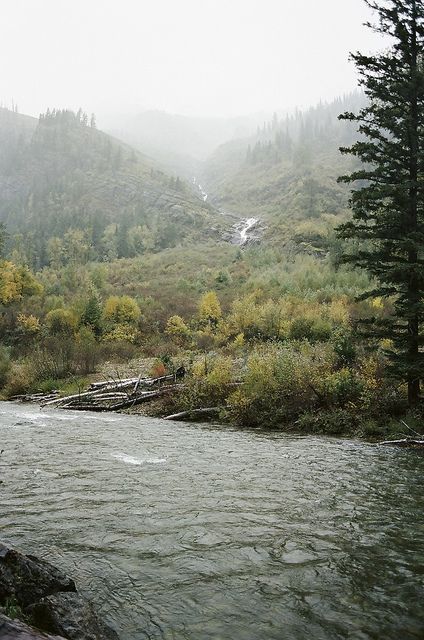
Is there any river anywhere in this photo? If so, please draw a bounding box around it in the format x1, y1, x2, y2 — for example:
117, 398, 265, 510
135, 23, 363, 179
0, 402, 423, 639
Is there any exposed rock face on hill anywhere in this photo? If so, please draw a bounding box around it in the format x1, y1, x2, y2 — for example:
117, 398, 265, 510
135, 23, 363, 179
0, 543, 118, 640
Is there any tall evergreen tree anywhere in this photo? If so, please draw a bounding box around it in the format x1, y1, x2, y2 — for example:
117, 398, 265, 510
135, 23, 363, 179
337, 0, 424, 405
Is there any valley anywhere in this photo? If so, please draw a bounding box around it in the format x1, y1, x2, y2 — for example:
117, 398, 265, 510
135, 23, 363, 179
0, 91, 419, 441
1, 2, 424, 639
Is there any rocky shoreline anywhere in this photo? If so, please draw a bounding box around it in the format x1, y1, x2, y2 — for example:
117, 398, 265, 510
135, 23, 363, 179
0, 543, 119, 639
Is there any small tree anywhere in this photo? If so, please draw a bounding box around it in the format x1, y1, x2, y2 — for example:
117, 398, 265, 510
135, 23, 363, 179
338, 0, 424, 405
198, 291, 222, 330
103, 295, 141, 326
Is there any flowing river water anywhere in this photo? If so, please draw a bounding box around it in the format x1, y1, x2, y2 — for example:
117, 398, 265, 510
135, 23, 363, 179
1, 402, 423, 640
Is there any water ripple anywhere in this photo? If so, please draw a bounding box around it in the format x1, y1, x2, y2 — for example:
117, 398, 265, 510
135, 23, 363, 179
0, 402, 423, 639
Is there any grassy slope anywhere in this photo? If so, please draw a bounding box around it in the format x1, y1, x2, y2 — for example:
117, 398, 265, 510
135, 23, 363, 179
200, 94, 365, 249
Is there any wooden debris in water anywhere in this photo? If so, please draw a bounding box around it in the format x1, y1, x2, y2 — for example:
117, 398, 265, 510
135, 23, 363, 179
379, 438, 424, 447
163, 407, 221, 421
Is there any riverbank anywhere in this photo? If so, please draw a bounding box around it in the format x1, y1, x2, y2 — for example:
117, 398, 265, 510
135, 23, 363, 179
3, 348, 423, 442
0, 543, 118, 640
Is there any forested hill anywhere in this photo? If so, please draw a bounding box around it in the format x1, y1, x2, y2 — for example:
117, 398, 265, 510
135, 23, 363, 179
0, 107, 220, 269
201, 93, 366, 245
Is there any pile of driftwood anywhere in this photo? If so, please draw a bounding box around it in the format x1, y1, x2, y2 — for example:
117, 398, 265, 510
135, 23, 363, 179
13, 370, 186, 413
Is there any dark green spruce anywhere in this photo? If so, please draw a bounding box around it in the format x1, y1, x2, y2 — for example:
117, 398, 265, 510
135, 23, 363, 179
337, 0, 424, 405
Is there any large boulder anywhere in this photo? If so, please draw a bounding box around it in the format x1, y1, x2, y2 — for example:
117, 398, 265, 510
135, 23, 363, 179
27, 593, 119, 640
0, 544, 119, 640
0, 544, 76, 608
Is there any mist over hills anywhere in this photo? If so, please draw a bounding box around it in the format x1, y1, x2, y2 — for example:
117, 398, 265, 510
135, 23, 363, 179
101, 93, 365, 252
0, 92, 366, 272
0, 107, 222, 269
201, 93, 366, 226
103, 110, 270, 177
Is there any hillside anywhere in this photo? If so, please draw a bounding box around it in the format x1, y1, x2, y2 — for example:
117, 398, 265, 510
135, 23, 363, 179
0, 107, 224, 269
198, 94, 367, 248
101, 95, 368, 254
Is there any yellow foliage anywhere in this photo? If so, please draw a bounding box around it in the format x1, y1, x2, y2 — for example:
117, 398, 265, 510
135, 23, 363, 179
103, 295, 141, 325
198, 291, 222, 327
17, 313, 41, 335
45, 308, 78, 336
103, 324, 139, 343
192, 359, 208, 377
229, 293, 260, 333
371, 297, 384, 310
380, 338, 393, 350
233, 333, 245, 348
166, 315, 190, 337
328, 297, 350, 325
205, 356, 234, 388
0, 261, 42, 305
359, 356, 380, 391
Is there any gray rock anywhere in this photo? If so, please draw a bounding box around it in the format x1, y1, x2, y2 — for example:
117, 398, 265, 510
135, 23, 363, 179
27, 593, 119, 640
0, 545, 119, 640
0, 613, 66, 639
0, 544, 76, 609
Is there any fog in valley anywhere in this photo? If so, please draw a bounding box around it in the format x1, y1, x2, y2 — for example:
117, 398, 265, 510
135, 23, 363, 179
3, 0, 383, 121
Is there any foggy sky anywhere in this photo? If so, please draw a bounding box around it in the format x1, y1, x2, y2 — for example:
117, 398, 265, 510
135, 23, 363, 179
0, 0, 386, 121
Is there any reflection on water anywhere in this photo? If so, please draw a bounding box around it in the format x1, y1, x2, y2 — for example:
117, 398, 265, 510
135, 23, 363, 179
1, 402, 423, 639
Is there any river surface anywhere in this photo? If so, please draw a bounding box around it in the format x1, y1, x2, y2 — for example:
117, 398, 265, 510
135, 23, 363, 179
0, 402, 423, 640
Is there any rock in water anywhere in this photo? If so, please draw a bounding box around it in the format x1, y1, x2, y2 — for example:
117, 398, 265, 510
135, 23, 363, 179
0, 613, 66, 639
0, 543, 76, 609
27, 594, 119, 640
0, 544, 119, 640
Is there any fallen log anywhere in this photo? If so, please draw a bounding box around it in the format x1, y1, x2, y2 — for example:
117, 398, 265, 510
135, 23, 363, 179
11, 392, 60, 403
59, 402, 118, 412
89, 377, 138, 389
42, 390, 100, 407
51, 385, 185, 413
89, 373, 177, 392
83, 392, 129, 400
163, 406, 221, 421
88, 378, 138, 391
379, 438, 424, 447
109, 387, 181, 410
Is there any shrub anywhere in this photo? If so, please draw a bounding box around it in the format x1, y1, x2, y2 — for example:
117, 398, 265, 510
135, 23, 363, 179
103, 295, 141, 326
296, 408, 357, 435
321, 368, 364, 407
289, 317, 315, 341
45, 308, 77, 336
198, 291, 222, 329
227, 342, 335, 428
3, 361, 36, 397
180, 355, 235, 410
74, 327, 100, 374
0, 346, 11, 388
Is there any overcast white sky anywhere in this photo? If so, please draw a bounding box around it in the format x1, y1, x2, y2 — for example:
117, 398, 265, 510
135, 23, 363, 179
0, 0, 386, 120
